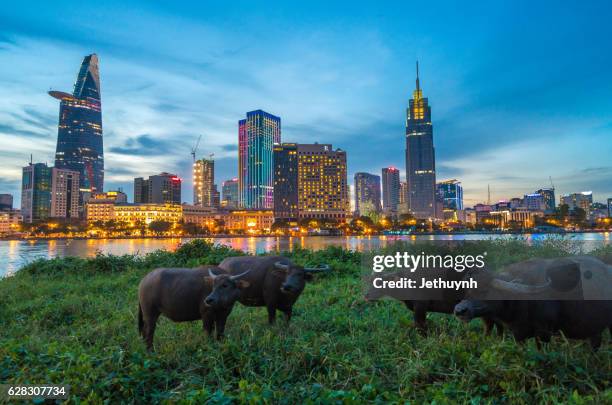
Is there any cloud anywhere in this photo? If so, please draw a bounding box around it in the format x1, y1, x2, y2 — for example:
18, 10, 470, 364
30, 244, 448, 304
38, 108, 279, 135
109, 134, 177, 156
220, 144, 238, 152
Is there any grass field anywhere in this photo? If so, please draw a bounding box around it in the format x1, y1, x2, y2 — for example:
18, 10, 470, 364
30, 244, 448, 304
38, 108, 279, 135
1, 240, 611, 403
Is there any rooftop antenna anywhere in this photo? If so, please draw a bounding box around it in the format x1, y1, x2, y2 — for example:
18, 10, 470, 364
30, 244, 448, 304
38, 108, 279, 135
209, 152, 214, 160
416, 60, 420, 92
191, 134, 202, 163
487, 184, 491, 205
30, 154, 33, 165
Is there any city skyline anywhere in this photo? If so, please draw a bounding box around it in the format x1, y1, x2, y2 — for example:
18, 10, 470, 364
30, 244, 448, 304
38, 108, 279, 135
1, 2, 611, 207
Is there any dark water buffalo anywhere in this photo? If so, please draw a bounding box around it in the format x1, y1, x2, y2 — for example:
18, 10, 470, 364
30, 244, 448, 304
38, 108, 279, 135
218, 256, 329, 324
454, 256, 612, 349
364, 268, 501, 334
138, 266, 251, 350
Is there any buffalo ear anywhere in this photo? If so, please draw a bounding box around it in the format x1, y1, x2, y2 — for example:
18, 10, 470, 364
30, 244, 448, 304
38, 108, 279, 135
304, 273, 314, 281
237, 280, 250, 289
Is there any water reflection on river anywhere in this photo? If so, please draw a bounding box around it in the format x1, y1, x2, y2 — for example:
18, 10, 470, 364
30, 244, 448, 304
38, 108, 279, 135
1, 233, 610, 276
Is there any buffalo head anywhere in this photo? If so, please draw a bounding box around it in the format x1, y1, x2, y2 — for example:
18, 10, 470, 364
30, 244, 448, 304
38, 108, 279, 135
273, 262, 330, 296
204, 269, 251, 309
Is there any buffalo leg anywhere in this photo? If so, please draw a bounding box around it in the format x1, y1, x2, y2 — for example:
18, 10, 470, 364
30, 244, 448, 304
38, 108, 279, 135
202, 312, 214, 337
283, 307, 292, 324
215, 310, 231, 340
483, 318, 494, 335
267, 305, 277, 325
143, 310, 160, 351
413, 304, 427, 333
590, 333, 602, 350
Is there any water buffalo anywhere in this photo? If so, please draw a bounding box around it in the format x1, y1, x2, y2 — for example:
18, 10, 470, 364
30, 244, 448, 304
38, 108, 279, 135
454, 256, 612, 349
138, 266, 251, 351
364, 268, 502, 335
218, 256, 329, 324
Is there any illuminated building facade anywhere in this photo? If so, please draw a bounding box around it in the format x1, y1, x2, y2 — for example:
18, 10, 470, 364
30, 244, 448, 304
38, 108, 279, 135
560, 191, 593, 212
436, 180, 463, 211
221, 178, 239, 208
183, 207, 274, 233
134, 173, 181, 204
50, 168, 80, 219
273, 143, 299, 220
535, 188, 556, 212
86, 202, 182, 225
382, 167, 401, 217
21, 163, 51, 223
297, 144, 349, 221
405, 61, 437, 219
193, 158, 215, 207
354, 172, 381, 216
0, 210, 22, 235
523, 193, 546, 211
50, 54, 104, 196
238, 110, 281, 209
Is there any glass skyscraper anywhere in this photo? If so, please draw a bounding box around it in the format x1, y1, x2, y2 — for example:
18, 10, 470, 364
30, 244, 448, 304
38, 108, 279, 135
21, 163, 52, 223
238, 110, 281, 209
50, 54, 104, 196
354, 172, 382, 216
382, 167, 401, 217
405, 62, 437, 219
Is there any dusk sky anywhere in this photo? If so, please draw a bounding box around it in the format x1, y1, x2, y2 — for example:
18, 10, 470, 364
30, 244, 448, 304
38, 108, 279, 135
1, 1, 611, 207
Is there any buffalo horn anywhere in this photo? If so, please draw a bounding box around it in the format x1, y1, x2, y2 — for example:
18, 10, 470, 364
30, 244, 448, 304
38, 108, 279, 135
274, 262, 290, 271
208, 268, 218, 279
490, 277, 551, 294
230, 269, 251, 280
304, 264, 331, 273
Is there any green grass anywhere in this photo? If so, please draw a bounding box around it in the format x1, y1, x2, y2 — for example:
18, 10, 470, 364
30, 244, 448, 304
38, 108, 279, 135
1, 240, 611, 404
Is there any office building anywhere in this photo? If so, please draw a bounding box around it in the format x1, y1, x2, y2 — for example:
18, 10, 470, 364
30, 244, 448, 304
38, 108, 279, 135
382, 167, 401, 217
50, 168, 80, 219
193, 157, 215, 207
21, 163, 52, 223
354, 172, 381, 216
405, 62, 437, 219
50, 54, 104, 195
536, 188, 556, 212
0, 194, 13, 211
524, 193, 546, 211
273, 143, 349, 221
221, 178, 239, 209
238, 110, 281, 209
560, 192, 593, 212
273, 143, 299, 220
134, 173, 181, 204
436, 179, 463, 211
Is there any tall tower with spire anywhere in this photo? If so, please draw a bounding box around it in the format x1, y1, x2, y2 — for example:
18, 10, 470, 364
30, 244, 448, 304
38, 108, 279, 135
50, 54, 104, 203
405, 61, 437, 219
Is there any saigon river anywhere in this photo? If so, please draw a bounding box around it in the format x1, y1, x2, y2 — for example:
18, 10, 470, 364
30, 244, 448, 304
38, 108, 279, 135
0, 233, 610, 277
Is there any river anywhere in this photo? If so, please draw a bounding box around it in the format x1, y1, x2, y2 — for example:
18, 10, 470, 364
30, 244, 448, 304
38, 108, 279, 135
1, 233, 610, 276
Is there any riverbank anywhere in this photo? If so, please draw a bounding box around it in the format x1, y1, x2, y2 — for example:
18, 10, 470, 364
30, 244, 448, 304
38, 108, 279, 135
1, 240, 611, 402
2, 229, 611, 241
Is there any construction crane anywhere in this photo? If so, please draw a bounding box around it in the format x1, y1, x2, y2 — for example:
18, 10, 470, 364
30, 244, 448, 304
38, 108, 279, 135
191, 135, 202, 163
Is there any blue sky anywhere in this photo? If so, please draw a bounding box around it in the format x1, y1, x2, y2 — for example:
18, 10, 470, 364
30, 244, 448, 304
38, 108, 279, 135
1, 1, 611, 207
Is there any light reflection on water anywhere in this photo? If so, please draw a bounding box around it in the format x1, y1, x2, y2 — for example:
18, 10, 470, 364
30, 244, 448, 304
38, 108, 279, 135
0, 233, 609, 277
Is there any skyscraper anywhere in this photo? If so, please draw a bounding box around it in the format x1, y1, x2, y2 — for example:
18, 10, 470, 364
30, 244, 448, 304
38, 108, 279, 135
405, 61, 437, 219
50, 168, 80, 219
354, 172, 381, 216
221, 179, 239, 209
50, 54, 104, 196
238, 110, 281, 209
134, 173, 181, 204
273, 143, 349, 221
535, 188, 556, 212
193, 157, 215, 207
21, 163, 52, 223
436, 180, 464, 211
381, 167, 401, 217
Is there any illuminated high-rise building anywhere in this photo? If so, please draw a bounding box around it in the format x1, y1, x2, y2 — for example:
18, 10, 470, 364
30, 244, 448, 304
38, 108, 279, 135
436, 180, 464, 211
21, 162, 52, 223
382, 167, 401, 217
193, 157, 215, 207
405, 61, 437, 219
50, 168, 80, 219
273, 143, 349, 221
50, 54, 104, 197
354, 172, 381, 216
535, 188, 556, 213
238, 110, 281, 209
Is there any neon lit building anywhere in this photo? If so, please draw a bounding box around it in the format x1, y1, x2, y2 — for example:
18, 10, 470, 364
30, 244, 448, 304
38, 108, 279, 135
405, 61, 437, 219
50, 54, 104, 197
238, 110, 281, 209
